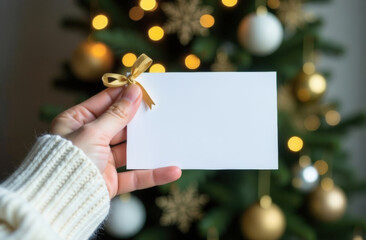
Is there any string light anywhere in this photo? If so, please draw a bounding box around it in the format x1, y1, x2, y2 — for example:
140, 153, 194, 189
325, 110, 341, 126
304, 115, 320, 131
149, 63, 166, 72
299, 155, 311, 167
91, 43, 107, 57
139, 0, 157, 11
303, 62, 315, 75
129, 6, 144, 21
185, 54, 201, 70
148, 26, 164, 41
92, 14, 109, 30
122, 53, 137, 67
314, 160, 328, 175
259, 195, 272, 208
321, 177, 334, 191
309, 74, 327, 94
221, 0, 238, 7
268, 0, 280, 9
287, 136, 303, 152
200, 14, 215, 28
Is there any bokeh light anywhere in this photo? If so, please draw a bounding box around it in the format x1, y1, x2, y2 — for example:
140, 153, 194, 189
268, 0, 280, 9
148, 26, 164, 41
325, 110, 341, 126
92, 14, 109, 30
288, 136, 304, 152
221, 0, 238, 7
303, 166, 319, 183
185, 54, 201, 70
139, 0, 157, 11
303, 62, 315, 75
299, 155, 311, 167
259, 195, 272, 208
122, 53, 137, 67
314, 160, 328, 175
149, 63, 166, 72
200, 14, 215, 28
309, 74, 327, 94
304, 115, 320, 131
129, 6, 144, 21
321, 177, 334, 191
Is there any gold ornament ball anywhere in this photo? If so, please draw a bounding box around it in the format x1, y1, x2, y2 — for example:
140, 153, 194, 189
309, 184, 347, 222
292, 71, 327, 103
241, 201, 286, 240
70, 41, 114, 81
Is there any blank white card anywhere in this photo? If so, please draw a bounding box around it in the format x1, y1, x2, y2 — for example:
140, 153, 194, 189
127, 72, 278, 170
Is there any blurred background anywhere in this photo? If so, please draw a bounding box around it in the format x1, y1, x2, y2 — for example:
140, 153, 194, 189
0, 0, 366, 239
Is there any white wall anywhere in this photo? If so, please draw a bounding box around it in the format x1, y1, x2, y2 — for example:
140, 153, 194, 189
0, 0, 84, 178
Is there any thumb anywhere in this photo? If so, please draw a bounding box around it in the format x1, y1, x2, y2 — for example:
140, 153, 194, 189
91, 84, 142, 140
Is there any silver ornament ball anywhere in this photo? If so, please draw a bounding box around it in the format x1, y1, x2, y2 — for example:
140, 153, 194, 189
238, 10, 283, 56
104, 194, 146, 238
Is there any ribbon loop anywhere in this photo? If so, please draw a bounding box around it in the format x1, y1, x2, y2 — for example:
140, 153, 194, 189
101, 54, 155, 109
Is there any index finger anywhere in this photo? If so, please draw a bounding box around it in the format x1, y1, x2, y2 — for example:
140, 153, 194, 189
79, 87, 125, 121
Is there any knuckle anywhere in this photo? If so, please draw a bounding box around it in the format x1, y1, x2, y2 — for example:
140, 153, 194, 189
132, 173, 140, 190
50, 112, 69, 131
107, 103, 129, 122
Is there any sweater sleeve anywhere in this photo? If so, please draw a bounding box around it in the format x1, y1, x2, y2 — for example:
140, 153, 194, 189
0, 134, 110, 240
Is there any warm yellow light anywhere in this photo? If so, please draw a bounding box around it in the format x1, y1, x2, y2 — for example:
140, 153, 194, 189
221, 0, 238, 7
129, 6, 144, 21
287, 136, 304, 152
185, 54, 201, 70
149, 63, 166, 72
314, 160, 328, 175
304, 115, 320, 131
91, 43, 107, 57
122, 53, 137, 67
309, 74, 327, 94
92, 14, 109, 30
139, 0, 156, 11
259, 195, 272, 209
299, 155, 311, 167
148, 26, 164, 41
268, 0, 280, 9
321, 177, 334, 191
303, 62, 315, 75
200, 14, 215, 28
325, 110, 341, 126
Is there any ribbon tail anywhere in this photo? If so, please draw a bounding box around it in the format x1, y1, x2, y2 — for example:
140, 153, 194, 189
136, 81, 155, 109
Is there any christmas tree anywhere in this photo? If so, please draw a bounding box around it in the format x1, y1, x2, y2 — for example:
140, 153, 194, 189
41, 0, 366, 239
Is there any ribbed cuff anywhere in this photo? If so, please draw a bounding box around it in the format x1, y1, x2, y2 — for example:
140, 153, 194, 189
1, 135, 110, 240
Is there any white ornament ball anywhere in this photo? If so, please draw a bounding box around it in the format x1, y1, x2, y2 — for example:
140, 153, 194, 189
105, 194, 146, 238
238, 11, 283, 56
292, 164, 319, 192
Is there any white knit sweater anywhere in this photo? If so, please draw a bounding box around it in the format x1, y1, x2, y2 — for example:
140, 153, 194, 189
0, 134, 110, 240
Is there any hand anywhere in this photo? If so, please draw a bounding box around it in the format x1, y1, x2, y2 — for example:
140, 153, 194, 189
50, 84, 181, 198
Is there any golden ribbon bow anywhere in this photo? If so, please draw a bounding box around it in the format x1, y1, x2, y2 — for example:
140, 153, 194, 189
102, 54, 155, 109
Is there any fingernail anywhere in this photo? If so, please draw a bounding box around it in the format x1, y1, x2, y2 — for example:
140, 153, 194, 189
122, 84, 141, 103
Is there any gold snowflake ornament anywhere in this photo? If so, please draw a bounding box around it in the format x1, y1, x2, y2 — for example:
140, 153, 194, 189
156, 184, 209, 233
161, 0, 213, 45
277, 0, 316, 31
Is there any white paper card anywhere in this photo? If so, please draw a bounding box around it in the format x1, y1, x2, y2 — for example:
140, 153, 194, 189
127, 72, 278, 170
